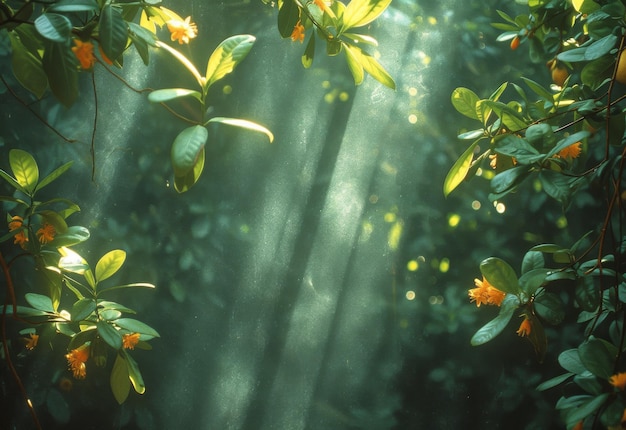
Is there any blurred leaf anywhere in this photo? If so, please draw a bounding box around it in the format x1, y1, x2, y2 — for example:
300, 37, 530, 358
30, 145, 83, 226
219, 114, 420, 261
204, 35, 256, 90
72, 298, 96, 322
526, 313, 547, 362
578, 337, 614, 379
148, 88, 202, 103
564, 393, 609, 425
9, 31, 48, 99
480, 257, 521, 295
9, 149, 38, 194
534, 292, 565, 324
42, 40, 78, 107
302, 33, 315, 68
99, 282, 156, 295
34, 13, 71, 42
342, 32, 378, 46
49, 0, 99, 12
100, 4, 128, 61
25, 293, 54, 312
122, 349, 145, 394
97, 320, 123, 350
207, 117, 274, 143
470, 294, 519, 345
110, 354, 130, 404
575, 277, 600, 312
537, 372, 574, 391
277, 0, 300, 38
95, 250, 126, 284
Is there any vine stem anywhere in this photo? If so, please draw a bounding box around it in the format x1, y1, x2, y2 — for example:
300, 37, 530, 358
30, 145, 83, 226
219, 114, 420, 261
0, 252, 42, 430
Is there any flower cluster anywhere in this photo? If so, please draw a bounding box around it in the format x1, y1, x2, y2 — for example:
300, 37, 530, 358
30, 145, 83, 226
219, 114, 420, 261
556, 142, 582, 161
8, 215, 27, 248
122, 332, 140, 350
291, 21, 305, 43
468, 276, 506, 307
36, 222, 55, 244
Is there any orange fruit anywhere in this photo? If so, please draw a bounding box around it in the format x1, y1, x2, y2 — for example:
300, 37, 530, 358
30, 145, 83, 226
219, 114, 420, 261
551, 63, 569, 87
510, 36, 520, 50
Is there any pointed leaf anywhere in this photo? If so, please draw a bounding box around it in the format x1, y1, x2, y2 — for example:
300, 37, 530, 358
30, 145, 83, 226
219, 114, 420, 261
204, 35, 256, 90
302, 33, 315, 68
537, 372, 574, 391
443, 140, 480, 197
37, 161, 73, 191
341, 0, 392, 30
122, 349, 145, 394
471, 294, 519, 345
171, 125, 208, 177
72, 298, 97, 322
25, 293, 54, 312
344, 43, 364, 85
9, 149, 38, 194
95, 250, 126, 283
174, 147, 205, 193
110, 354, 131, 404
0, 168, 27, 194
100, 4, 128, 61
148, 88, 202, 103
113, 318, 160, 338
42, 40, 78, 107
155, 41, 203, 86
49, 0, 98, 12
206, 117, 274, 143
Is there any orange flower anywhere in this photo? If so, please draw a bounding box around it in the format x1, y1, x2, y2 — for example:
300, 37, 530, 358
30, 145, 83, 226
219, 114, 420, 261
8, 215, 23, 231
36, 223, 56, 244
571, 421, 583, 430
13, 231, 28, 248
468, 276, 506, 307
313, 0, 336, 18
556, 142, 582, 161
122, 333, 140, 350
609, 372, 626, 390
71, 39, 96, 70
23, 333, 39, 350
516, 316, 532, 337
167, 16, 198, 45
66, 344, 90, 379
291, 20, 305, 43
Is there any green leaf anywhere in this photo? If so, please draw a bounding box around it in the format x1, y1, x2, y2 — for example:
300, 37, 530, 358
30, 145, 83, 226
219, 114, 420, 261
204, 35, 256, 90
277, 0, 300, 38
559, 349, 587, 374
148, 88, 202, 103
113, 318, 160, 338
581, 55, 614, 90
48, 0, 99, 13
37, 161, 73, 191
9, 149, 38, 194
575, 277, 600, 312
572, 0, 601, 13
521, 77, 554, 101
537, 372, 574, 391
207, 117, 274, 142
97, 320, 123, 350
95, 250, 126, 284
521, 250, 544, 274
174, 147, 205, 193
42, 41, 78, 107
443, 140, 480, 197
341, 0, 392, 30
122, 349, 145, 394
490, 165, 531, 195
470, 294, 519, 345
546, 130, 589, 158
34, 13, 72, 42
518, 268, 549, 296
482, 100, 527, 131
25, 293, 54, 312
566, 393, 609, 425
451, 87, 479, 120
480, 257, 521, 295
171, 125, 208, 178
0, 169, 27, 194
578, 337, 614, 379
9, 31, 48, 99
72, 298, 96, 322
99, 282, 156, 295
344, 43, 364, 85
50, 225, 91, 247
534, 292, 565, 324
155, 41, 203, 87
110, 354, 130, 404
38, 210, 69, 234
100, 4, 128, 61
342, 32, 378, 46
302, 33, 315, 68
